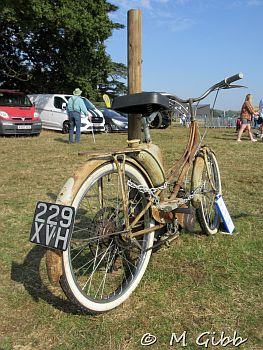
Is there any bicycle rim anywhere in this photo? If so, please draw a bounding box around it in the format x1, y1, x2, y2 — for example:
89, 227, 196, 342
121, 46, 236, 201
196, 151, 221, 235
61, 162, 154, 313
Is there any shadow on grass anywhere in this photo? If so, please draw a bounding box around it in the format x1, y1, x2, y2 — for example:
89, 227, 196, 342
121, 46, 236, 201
0, 134, 39, 138
46, 192, 57, 201
231, 211, 250, 219
54, 138, 69, 144
213, 134, 237, 141
11, 245, 86, 315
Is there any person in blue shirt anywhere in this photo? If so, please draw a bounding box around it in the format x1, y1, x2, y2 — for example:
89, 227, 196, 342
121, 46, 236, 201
67, 88, 89, 143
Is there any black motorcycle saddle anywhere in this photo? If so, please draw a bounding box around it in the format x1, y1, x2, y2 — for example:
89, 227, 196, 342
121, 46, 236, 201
111, 92, 170, 114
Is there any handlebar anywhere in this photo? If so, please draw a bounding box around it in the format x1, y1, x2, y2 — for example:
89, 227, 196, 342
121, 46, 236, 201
163, 72, 244, 105
222, 72, 243, 85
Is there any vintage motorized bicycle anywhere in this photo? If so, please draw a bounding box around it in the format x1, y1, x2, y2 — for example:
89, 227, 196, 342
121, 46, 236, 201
31, 73, 243, 313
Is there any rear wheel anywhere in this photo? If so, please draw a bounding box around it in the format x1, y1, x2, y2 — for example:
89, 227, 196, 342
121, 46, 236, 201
61, 162, 154, 313
192, 150, 221, 235
62, 121, 69, 134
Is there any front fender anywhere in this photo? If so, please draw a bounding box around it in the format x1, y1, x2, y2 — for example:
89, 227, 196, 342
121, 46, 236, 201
191, 146, 214, 208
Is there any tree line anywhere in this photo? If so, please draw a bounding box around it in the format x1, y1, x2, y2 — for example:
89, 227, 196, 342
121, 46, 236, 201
212, 109, 240, 118
0, 0, 127, 100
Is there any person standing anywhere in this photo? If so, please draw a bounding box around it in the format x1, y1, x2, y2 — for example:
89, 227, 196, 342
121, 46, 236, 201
67, 88, 89, 144
180, 113, 186, 127
258, 98, 263, 141
236, 94, 259, 142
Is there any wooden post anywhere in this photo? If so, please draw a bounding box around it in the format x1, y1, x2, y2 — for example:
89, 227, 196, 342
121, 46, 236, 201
128, 9, 142, 143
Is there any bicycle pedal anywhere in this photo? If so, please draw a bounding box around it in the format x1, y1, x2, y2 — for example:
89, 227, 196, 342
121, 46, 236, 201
162, 234, 179, 248
159, 232, 179, 244
167, 233, 180, 244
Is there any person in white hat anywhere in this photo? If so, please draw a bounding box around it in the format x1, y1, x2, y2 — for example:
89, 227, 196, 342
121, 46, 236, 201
66, 88, 89, 143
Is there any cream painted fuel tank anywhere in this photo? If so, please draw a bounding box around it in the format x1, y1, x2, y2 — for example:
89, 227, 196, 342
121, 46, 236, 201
131, 142, 165, 187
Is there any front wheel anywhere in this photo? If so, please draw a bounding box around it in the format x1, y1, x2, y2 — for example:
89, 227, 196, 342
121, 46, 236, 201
61, 162, 154, 313
191, 150, 221, 235
104, 123, 112, 133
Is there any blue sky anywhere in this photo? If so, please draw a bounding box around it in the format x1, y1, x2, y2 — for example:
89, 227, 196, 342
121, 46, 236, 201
106, 0, 262, 111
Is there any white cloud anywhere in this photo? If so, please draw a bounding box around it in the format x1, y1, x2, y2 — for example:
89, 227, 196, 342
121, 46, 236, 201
113, 0, 173, 9
246, 0, 263, 6
175, 0, 191, 4
155, 16, 194, 31
141, 0, 151, 8
111, 0, 194, 31
114, 0, 151, 9
227, 0, 263, 7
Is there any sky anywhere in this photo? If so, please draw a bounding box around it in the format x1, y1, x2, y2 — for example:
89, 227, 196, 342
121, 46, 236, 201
106, 0, 262, 111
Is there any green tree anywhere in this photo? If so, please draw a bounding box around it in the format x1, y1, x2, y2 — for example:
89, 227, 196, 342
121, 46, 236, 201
225, 110, 240, 117
212, 109, 240, 118
211, 109, 223, 118
98, 62, 127, 98
0, 0, 125, 99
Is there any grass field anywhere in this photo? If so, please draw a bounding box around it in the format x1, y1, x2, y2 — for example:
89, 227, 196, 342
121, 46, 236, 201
0, 126, 262, 350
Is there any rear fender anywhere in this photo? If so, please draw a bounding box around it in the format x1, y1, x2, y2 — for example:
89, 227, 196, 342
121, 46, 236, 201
46, 159, 107, 285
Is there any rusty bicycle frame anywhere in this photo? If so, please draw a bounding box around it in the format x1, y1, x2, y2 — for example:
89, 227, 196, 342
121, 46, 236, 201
78, 100, 206, 243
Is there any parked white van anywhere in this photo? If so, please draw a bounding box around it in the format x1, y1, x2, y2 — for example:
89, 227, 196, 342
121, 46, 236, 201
28, 94, 105, 133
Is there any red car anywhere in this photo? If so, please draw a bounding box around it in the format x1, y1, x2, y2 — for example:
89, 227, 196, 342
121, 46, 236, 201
0, 90, 42, 135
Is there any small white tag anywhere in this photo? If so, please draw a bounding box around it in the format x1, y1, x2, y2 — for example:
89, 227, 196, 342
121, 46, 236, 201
215, 195, 235, 234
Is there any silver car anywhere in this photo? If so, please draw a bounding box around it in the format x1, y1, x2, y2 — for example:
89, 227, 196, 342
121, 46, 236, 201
100, 108, 128, 133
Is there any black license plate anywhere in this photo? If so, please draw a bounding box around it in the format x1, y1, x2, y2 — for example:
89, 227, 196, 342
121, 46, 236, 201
29, 202, 75, 251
